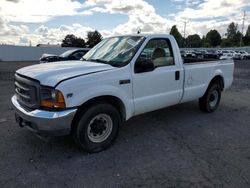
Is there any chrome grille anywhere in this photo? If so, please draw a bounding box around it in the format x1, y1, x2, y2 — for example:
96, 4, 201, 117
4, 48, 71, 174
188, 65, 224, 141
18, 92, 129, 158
14, 74, 40, 109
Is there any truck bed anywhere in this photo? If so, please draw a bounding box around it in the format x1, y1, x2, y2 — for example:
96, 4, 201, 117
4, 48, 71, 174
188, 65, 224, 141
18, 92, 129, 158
183, 57, 220, 64
180, 58, 234, 103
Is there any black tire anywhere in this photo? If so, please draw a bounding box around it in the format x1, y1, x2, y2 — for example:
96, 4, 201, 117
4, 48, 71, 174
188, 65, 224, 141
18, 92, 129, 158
72, 103, 121, 153
199, 84, 221, 113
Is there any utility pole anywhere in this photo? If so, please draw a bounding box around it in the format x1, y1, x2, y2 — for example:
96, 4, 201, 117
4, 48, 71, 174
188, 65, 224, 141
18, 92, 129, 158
240, 11, 246, 47
183, 21, 187, 47
183, 21, 187, 39
137, 27, 141, 34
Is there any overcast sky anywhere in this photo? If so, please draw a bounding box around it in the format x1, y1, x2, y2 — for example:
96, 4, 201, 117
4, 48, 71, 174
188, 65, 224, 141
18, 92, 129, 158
0, 0, 249, 46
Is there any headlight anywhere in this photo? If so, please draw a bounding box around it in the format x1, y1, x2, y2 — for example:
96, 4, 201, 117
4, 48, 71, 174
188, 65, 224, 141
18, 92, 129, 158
40, 86, 65, 109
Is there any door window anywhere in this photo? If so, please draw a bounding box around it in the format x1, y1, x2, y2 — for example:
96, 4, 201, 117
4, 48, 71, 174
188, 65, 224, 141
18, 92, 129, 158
136, 38, 175, 71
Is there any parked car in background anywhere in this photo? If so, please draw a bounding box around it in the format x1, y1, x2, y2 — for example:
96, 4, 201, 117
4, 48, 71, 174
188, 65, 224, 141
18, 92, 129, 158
216, 50, 223, 57
226, 50, 243, 60
204, 50, 219, 59
198, 50, 207, 55
229, 50, 238, 59
237, 51, 250, 59
185, 50, 196, 58
220, 53, 233, 60
193, 50, 204, 59
221, 50, 231, 55
233, 51, 243, 60
39, 48, 90, 63
219, 50, 235, 58
180, 50, 187, 58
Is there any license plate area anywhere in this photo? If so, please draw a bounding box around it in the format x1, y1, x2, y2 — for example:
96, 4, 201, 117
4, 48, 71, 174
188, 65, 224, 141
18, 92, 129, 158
15, 113, 31, 128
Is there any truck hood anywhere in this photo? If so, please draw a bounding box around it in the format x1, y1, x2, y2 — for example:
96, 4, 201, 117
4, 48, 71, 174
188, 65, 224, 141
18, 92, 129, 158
16, 60, 115, 87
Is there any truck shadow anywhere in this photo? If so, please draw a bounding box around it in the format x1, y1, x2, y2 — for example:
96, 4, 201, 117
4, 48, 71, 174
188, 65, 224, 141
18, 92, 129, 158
6, 98, 244, 188
20, 101, 205, 157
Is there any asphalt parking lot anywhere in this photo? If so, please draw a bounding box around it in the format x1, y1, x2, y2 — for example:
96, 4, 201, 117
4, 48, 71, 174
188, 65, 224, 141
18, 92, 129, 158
0, 60, 250, 187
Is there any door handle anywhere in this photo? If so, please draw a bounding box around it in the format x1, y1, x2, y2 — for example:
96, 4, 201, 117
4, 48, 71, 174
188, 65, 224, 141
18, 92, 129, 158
119, 79, 131, 85
175, 71, 180, 80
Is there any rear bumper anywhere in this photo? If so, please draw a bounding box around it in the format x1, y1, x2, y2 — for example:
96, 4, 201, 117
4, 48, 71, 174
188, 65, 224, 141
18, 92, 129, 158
11, 95, 77, 136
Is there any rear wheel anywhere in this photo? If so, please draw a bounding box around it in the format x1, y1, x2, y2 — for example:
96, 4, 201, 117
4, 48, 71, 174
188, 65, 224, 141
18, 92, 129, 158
72, 103, 121, 153
199, 84, 221, 113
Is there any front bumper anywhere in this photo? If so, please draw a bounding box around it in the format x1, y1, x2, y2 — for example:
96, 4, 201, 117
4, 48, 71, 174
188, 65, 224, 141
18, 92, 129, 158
11, 95, 77, 136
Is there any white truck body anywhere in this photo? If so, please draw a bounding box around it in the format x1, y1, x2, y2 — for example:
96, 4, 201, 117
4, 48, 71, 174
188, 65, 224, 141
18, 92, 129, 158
12, 34, 234, 151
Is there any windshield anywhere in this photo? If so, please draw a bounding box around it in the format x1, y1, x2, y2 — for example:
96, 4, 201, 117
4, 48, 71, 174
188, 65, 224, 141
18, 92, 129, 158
60, 50, 76, 57
83, 36, 145, 67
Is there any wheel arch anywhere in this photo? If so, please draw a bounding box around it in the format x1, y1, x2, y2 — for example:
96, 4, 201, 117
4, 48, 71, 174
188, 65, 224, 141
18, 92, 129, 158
71, 95, 127, 129
207, 75, 224, 91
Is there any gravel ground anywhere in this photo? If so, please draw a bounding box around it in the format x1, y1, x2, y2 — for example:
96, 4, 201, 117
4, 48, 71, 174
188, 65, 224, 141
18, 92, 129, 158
0, 60, 250, 188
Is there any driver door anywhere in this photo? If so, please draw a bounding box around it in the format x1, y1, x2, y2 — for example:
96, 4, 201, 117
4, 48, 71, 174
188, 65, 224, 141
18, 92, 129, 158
132, 38, 183, 115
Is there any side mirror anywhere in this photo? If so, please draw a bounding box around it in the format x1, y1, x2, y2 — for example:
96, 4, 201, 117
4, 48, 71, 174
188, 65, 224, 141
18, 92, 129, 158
135, 58, 154, 73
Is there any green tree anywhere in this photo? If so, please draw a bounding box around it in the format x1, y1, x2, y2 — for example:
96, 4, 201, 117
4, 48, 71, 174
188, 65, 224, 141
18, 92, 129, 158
86, 30, 103, 48
61, 34, 85, 47
206, 29, 221, 47
226, 22, 237, 39
169, 25, 183, 47
185, 34, 202, 47
201, 35, 210, 47
225, 22, 241, 46
220, 38, 231, 47
243, 25, 250, 46
236, 31, 243, 46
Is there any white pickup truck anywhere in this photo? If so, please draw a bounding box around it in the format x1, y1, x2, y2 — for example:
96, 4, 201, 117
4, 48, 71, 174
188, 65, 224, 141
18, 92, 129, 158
12, 34, 234, 152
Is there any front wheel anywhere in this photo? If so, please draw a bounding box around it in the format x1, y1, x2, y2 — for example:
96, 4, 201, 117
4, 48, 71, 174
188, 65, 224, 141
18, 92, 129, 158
199, 84, 221, 113
72, 103, 121, 153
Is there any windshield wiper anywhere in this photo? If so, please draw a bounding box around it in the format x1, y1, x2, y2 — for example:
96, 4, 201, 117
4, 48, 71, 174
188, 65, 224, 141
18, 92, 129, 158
89, 58, 108, 64
87, 58, 120, 67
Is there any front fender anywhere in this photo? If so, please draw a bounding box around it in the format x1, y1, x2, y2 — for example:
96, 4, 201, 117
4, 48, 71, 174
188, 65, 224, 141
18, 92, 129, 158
78, 85, 132, 119
57, 83, 134, 120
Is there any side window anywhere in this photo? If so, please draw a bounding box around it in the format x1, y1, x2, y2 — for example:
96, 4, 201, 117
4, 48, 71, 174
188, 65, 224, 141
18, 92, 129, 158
71, 51, 84, 60
137, 38, 175, 68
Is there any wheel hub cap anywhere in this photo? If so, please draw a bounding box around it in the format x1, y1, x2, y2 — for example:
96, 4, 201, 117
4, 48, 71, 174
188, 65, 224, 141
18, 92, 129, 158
87, 114, 113, 143
209, 90, 219, 107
